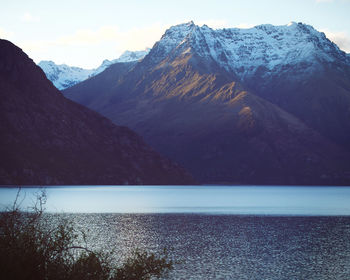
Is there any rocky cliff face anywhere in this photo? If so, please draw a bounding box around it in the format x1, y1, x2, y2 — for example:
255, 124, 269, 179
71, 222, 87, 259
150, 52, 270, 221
63, 22, 350, 185
0, 39, 195, 185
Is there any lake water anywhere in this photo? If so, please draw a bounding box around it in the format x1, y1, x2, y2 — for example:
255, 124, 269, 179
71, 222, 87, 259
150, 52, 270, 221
1, 185, 350, 215
1, 186, 350, 279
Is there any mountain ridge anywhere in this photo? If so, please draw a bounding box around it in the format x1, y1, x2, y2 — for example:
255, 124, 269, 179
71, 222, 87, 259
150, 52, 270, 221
149, 21, 349, 78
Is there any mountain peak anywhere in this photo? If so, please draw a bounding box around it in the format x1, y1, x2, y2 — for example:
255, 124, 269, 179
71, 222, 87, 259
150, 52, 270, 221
160, 21, 197, 41
146, 21, 200, 64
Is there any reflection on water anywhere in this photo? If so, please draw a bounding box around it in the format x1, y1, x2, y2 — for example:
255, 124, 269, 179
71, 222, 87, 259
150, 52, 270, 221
0, 186, 350, 215
62, 214, 350, 279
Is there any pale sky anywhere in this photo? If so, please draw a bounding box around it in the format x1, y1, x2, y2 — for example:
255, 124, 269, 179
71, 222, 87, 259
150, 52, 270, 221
1, 0, 350, 69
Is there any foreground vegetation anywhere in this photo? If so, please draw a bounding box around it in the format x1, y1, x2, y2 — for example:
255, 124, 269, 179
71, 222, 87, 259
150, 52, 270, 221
0, 191, 172, 280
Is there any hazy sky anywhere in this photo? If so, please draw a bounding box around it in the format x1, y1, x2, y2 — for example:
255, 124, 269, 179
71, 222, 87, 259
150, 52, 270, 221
1, 0, 350, 68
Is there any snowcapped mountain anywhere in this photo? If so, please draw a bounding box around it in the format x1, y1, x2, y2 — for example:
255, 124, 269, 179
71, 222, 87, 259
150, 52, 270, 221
39, 49, 150, 90
156, 22, 350, 145
149, 21, 349, 80
143, 22, 350, 147
64, 21, 350, 185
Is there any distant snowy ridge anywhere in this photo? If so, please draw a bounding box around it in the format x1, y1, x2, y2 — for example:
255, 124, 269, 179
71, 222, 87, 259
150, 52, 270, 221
93, 49, 150, 75
39, 49, 150, 90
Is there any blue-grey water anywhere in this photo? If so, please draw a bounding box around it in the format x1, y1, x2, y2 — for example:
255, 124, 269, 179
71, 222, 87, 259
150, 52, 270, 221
1, 186, 350, 279
1, 186, 350, 215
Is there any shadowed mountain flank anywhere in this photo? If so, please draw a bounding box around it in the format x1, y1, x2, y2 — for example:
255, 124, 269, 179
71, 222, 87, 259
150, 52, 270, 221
0, 39, 195, 185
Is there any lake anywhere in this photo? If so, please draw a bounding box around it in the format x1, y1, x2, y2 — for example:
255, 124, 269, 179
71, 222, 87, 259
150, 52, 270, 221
1, 186, 350, 279
1, 185, 350, 215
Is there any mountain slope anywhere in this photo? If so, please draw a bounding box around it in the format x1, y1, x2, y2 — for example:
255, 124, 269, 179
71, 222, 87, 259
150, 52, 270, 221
246, 62, 350, 148
38, 49, 150, 90
64, 61, 137, 108
64, 24, 350, 185
0, 39, 194, 185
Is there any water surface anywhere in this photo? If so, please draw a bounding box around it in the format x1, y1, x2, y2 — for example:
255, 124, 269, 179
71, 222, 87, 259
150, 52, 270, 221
0, 185, 350, 215
65, 213, 350, 279
1, 186, 350, 279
